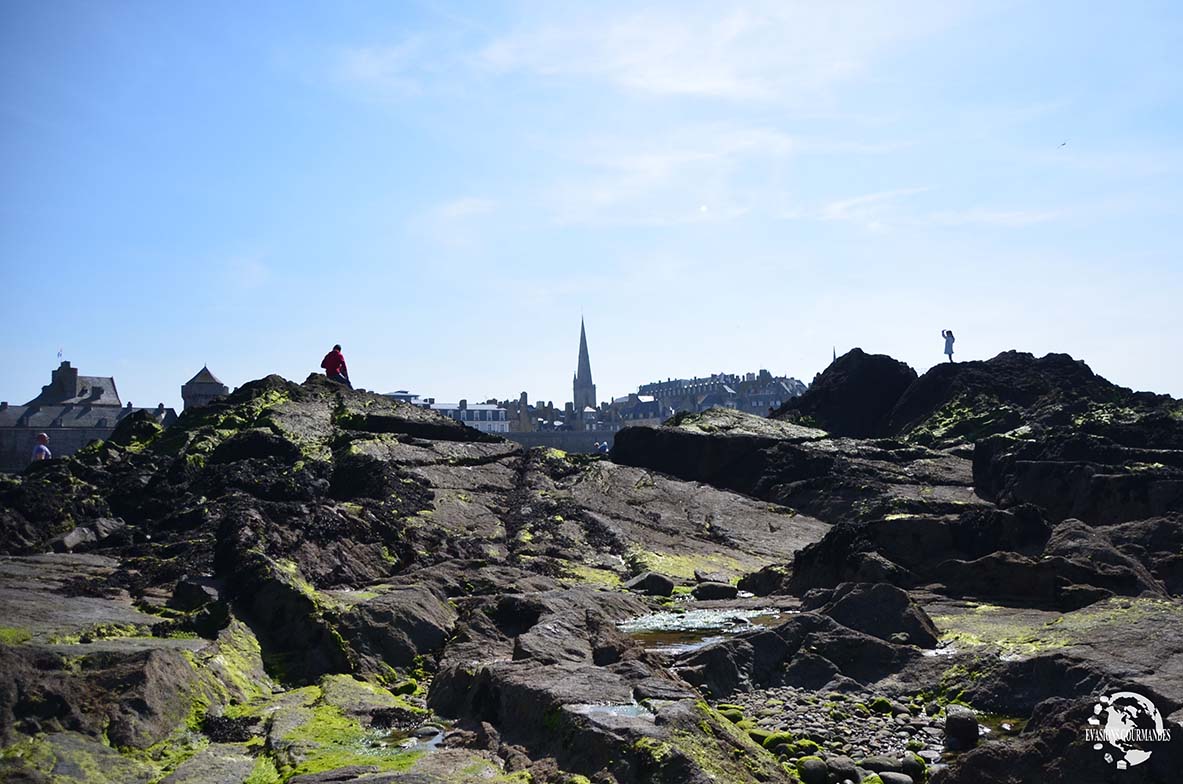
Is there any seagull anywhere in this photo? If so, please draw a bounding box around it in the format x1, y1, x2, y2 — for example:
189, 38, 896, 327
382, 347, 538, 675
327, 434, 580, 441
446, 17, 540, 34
1058, 141, 1068, 148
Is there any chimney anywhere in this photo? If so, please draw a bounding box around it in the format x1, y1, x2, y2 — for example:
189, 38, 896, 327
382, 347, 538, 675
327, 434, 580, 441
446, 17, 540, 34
0, 402, 6, 410
157, 403, 165, 412
52, 361, 79, 397
459, 399, 467, 410
126, 401, 132, 408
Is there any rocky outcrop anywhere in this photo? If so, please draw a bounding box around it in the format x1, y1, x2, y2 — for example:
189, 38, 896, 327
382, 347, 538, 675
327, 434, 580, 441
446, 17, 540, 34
800, 582, 940, 648
973, 429, 1183, 525
777, 348, 918, 437
674, 612, 921, 698
613, 408, 985, 524
0, 374, 825, 783
2, 350, 1181, 783
886, 351, 1135, 444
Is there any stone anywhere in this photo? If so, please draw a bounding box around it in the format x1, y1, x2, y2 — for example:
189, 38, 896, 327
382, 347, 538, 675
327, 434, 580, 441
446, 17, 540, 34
622, 571, 675, 597
691, 581, 738, 600
901, 751, 927, 782
826, 755, 859, 781
161, 742, 257, 783
336, 585, 457, 668
860, 754, 904, 773
90, 517, 127, 539
943, 705, 978, 750
169, 575, 221, 611
879, 774, 914, 784
796, 755, 829, 784
48, 526, 98, 553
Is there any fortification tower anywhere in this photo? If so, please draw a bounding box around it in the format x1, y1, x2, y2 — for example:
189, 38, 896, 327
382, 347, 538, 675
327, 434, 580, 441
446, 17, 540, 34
182, 366, 229, 411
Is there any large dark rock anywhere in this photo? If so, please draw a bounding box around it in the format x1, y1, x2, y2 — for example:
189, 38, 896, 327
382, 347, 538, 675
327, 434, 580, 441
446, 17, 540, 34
1043, 519, 1164, 597
0, 645, 202, 749
336, 585, 457, 669
674, 612, 920, 698
801, 582, 939, 648
974, 430, 1183, 525
778, 348, 918, 437
788, 506, 1051, 595
613, 407, 983, 525
887, 352, 1132, 445
1105, 515, 1183, 595
691, 581, 738, 600
623, 571, 675, 597
943, 704, 979, 750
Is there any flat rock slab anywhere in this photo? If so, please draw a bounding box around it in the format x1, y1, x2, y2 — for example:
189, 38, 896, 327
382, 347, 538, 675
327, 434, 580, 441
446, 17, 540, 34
0, 554, 162, 643
161, 743, 259, 784
0, 731, 157, 783
569, 462, 830, 579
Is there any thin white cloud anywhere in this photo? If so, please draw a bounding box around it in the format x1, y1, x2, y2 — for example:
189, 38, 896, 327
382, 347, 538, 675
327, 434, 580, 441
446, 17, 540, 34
411, 196, 498, 246
541, 124, 903, 227
925, 207, 1067, 227
335, 40, 426, 97
432, 197, 496, 221
820, 187, 931, 222
479, 1, 969, 103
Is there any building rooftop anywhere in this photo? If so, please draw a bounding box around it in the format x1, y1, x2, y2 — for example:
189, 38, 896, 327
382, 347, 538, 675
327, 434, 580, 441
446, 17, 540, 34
23, 362, 124, 407
0, 403, 176, 429
429, 402, 505, 412
185, 365, 225, 386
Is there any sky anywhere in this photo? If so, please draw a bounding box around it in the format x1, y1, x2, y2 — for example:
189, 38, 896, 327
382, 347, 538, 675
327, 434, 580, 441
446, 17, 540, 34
2, 1, 1181, 410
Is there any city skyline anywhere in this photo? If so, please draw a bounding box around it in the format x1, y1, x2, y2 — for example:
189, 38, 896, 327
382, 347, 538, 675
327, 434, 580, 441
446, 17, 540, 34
3, 2, 1181, 409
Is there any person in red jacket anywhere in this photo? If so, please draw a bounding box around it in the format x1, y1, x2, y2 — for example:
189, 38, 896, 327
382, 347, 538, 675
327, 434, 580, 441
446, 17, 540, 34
321, 344, 352, 388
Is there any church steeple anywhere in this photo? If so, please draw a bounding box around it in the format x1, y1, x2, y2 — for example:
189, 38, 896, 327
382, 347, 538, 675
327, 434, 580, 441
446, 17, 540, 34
576, 319, 593, 384
572, 319, 597, 428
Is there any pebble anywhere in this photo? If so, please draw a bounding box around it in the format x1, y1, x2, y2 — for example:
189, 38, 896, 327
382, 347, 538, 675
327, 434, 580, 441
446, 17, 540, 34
723, 685, 949, 769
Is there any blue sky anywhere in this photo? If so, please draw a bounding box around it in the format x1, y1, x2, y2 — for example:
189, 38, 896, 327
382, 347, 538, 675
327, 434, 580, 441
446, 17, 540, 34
2, 1, 1181, 410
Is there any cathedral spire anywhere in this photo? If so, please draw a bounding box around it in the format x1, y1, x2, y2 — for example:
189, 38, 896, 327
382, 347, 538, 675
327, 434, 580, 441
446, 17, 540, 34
572, 318, 597, 428
576, 318, 593, 384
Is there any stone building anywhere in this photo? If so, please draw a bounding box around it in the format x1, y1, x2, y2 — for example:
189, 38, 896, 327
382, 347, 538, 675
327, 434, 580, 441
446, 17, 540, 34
0, 361, 177, 473
181, 366, 229, 411
639, 369, 806, 416
383, 391, 509, 434
426, 400, 509, 434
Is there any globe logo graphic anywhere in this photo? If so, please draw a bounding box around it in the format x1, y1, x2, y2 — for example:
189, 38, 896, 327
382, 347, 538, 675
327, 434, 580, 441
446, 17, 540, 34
1088, 691, 1168, 769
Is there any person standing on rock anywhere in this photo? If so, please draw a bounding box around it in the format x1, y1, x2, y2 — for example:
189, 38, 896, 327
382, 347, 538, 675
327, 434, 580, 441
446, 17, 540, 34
942, 330, 955, 363
321, 344, 352, 388
31, 433, 52, 463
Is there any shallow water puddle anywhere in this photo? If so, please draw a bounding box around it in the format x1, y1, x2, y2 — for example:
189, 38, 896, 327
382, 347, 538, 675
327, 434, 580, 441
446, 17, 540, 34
366, 726, 446, 752
619, 608, 788, 654
568, 702, 654, 718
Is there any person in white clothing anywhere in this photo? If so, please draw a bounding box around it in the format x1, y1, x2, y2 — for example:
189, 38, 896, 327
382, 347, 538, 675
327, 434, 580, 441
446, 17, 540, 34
942, 330, 955, 363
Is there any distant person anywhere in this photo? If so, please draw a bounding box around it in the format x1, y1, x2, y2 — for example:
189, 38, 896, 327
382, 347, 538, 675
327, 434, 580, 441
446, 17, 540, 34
599, 441, 609, 455
592, 441, 601, 452
31, 433, 51, 463
942, 329, 955, 363
321, 344, 352, 388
